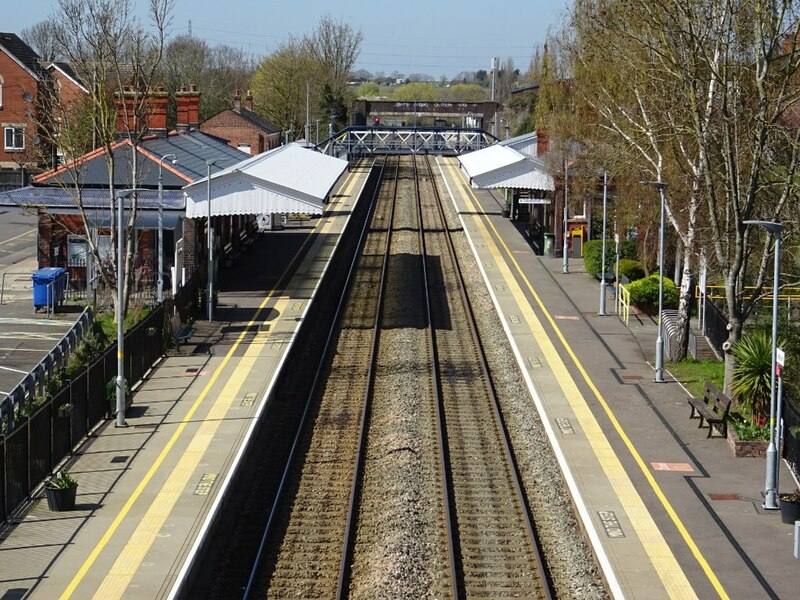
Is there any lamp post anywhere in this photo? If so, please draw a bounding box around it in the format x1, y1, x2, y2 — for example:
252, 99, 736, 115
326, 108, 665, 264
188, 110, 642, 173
206, 159, 224, 322
563, 158, 569, 274
642, 180, 667, 382
157, 153, 176, 304
599, 171, 609, 315
114, 188, 143, 428
743, 219, 783, 510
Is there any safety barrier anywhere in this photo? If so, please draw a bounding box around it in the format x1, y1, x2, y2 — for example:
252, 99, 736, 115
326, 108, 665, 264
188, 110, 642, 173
0, 307, 93, 430
0, 303, 166, 522
617, 284, 631, 325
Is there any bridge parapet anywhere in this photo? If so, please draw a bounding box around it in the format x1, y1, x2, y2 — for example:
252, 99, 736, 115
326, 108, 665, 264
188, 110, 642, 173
317, 126, 497, 159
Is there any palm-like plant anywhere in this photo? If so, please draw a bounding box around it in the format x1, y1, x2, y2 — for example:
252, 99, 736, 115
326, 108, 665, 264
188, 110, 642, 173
731, 332, 775, 421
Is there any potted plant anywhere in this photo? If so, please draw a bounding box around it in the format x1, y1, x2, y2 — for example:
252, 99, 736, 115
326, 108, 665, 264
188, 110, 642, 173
44, 471, 78, 511
779, 489, 800, 524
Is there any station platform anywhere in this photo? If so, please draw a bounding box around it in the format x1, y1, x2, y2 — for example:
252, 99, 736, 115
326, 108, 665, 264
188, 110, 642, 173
0, 164, 372, 600
0, 154, 796, 600
435, 155, 798, 599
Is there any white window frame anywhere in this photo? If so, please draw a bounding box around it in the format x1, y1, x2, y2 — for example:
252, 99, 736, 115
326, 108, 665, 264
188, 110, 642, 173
4, 126, 24, 151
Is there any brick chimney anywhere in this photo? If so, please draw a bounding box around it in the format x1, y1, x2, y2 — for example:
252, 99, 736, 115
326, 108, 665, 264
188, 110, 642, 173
245, 90, 253, 112
233, 90, 241, 112
535, 129, 548, 156
176, 84, 201, 131
114, 86, 169, 135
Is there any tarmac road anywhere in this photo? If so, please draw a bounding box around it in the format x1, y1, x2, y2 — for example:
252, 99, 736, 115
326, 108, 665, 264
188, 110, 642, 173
0, 208, 77, 403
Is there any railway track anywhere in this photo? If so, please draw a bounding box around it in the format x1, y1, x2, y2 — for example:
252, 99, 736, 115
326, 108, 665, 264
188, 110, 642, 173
244, 155, 553, 599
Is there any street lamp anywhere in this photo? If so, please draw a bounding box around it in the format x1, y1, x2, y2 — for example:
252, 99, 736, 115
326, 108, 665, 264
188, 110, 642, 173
563, 158, 569, 274
206, 159, 225, 322
499, 118, 509, 140
642, 180, 667, 382
114, 188, 144, 428
599, 171, 609, 316
157, 153, 177, 303
743, 219, 784, 510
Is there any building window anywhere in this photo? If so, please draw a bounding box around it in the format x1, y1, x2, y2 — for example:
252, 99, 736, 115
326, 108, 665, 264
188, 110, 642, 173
4, 126, 24, 151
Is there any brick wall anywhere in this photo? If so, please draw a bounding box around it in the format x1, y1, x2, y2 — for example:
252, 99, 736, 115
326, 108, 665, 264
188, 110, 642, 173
201, 110, 280, 155
0, 51, 43, 168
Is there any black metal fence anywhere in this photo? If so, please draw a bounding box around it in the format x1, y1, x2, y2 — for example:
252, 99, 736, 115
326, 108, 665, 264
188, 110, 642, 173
703, 296, 728, 355
783, 398, 800, 482
0, 302, 168, 522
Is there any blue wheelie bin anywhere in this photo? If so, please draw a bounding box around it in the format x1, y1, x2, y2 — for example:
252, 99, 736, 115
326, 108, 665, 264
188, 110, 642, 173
32, 267, 67, 312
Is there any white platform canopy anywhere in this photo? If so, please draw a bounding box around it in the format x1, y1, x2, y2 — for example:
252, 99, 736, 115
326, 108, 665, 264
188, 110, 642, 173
184, 143, 349, 218
457, 144, 554, 192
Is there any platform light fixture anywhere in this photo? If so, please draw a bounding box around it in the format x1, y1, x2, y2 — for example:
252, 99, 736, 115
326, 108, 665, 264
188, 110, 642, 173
641, 180, 667, 383
206, 159, 226, 322
743, 219, 784, 510
114, 188, 145, 427
157, 153, 177, 303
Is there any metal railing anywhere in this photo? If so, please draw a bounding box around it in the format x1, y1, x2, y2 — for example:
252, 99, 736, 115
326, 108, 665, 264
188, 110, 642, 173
316, 126, 497, 159
0, 302, 168, 522
702, 297, 728, 356
617, 284, 631, 325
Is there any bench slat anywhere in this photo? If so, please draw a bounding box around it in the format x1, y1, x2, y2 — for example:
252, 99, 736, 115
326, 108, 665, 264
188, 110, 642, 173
687, 381, 731, 438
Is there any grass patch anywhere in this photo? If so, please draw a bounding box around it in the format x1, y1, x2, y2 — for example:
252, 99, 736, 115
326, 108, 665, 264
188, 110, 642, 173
667, 359, 724, 398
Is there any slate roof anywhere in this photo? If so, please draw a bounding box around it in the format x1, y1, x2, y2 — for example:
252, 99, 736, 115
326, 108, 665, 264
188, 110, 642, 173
0, 186, 185, 210
0, 32, 47, 80
34, 131, 249, 188
236, 107, 281, 134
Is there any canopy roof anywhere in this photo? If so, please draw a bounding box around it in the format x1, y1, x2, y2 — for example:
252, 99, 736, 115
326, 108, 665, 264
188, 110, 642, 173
184, 143, 349, 217
458, 144, 554, 191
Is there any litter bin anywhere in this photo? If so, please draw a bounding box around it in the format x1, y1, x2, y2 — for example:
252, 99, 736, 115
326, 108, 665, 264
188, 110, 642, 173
32, 267, 67, 312
543, 233, 555, 258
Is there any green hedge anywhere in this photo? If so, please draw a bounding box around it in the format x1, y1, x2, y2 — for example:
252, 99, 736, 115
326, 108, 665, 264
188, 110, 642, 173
618, 258, 645, 282
626, 274, 678, 308
584, 239, 614, 279
585, 238, 640, 279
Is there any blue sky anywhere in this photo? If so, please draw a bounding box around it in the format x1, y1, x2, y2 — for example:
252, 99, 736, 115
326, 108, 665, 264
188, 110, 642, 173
6, 0, 568, 78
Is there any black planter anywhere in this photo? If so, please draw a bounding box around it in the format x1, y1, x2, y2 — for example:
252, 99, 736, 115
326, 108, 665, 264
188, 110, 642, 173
45, 484, 77, 511
779, 498, 800, 524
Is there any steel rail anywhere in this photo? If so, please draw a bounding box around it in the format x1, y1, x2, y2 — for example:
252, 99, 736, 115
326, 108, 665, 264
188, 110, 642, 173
335, 155, 401, 598
413, 155, 460, 596
422, 154, 553, 599
242, 157, 388, 598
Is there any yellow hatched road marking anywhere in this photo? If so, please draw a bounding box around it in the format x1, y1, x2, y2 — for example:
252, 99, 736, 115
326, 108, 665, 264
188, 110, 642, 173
61, 167, 362, 600
439, 158, 718, 599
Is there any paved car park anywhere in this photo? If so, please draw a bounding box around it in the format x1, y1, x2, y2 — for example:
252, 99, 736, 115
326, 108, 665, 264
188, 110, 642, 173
0, 209, 79, 402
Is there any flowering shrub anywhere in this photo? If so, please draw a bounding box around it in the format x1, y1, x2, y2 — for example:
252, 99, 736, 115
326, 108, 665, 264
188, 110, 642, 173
731, 414, 770, 441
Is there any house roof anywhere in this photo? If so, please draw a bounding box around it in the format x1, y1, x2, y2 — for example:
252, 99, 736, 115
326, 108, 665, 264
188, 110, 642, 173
236, 107, 281, 134
47, 62, 89, 93
184, 143, 349, 217
34, 131, 249, 188
0, 186, 185, 210
0, 32, 47, 80
458, 144, 554, 191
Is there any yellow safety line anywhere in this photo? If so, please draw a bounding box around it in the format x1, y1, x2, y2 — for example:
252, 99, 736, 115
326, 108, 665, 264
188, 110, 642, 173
441, 158, 726, 599
0, 228, 34, 245
61, 167, 362, 599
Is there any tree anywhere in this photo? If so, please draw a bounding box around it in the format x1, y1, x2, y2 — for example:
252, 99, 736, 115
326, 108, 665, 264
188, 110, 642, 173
445, 83, 487, 102
31, 0, 173, 325
162, 35, 255, 123
357, 81, 381, 98
250, 15, 362, 139
549, 0, 800, 392
391, 82, 438, 102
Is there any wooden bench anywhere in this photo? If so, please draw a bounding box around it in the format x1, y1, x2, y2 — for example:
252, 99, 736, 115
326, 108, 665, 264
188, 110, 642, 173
688, 381, 731, 438
238, 228, 255, 252
223, 241, 241, 267
170, 314, 196, 353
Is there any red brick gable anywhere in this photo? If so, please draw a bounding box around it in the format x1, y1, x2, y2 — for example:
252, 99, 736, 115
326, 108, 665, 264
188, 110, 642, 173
0, 49, 45, 168
200, 109, 281, 156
